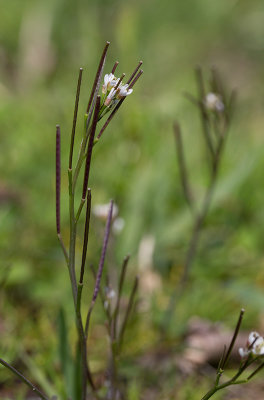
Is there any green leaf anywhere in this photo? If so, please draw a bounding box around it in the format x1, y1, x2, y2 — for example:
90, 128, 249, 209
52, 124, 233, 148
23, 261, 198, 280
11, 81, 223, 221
58, 308, 75, 400
74, 343, 82, 400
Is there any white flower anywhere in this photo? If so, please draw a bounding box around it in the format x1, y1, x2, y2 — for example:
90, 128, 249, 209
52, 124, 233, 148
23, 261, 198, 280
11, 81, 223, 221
248, 331, 261, 346
239, 347, 249, 358
239, 331, 264, 358
104, 287, 116, 309
106, 288, 116, 300
104, 83, 133, 106
104, 87, 117, 106
117, 83, 133, 99
102, 73, 118, 94
204, 93, 224, 112
251, 334, 264, 355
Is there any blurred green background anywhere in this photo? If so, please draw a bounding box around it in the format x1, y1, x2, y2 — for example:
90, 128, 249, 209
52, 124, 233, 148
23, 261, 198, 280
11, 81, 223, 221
1, 0, 264, 398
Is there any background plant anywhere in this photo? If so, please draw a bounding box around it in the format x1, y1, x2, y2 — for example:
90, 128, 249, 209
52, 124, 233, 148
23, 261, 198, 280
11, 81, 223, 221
164, 68, 236, 327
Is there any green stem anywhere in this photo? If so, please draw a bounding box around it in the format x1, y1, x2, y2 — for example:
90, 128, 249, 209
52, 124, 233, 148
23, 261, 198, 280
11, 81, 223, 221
68, 168, 78, 305
69, 163, 96, 396
201, 358, 255, 400
75, 283, 95, 395
57, 233, 69, 265
72, 119, 92, 192
201, 386, 220, 400
72, 139, 86, 191
75, 198, 86, 224
0, 358, 49, 400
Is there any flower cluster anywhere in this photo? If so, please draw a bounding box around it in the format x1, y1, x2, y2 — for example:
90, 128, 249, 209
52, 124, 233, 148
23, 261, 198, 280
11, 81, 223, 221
239, 331, 264, 358
102, 73, 118, 94
102, 73, 133, 108
204, 92, 225, 112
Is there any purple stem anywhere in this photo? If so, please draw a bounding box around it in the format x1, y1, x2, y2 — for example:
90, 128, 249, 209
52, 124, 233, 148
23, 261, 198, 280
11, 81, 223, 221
128, 69, 143, 89
92, 200, 113, 303
126, 61, 143, 85
86, 41, 110, 114
114, 73, 125, 90
112, 61, 119, 74
69, 68, 83, 169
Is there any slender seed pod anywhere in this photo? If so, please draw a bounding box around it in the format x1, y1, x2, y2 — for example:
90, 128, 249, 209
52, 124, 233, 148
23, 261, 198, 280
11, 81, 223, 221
86, 41, 110, 114
127, 61, 143, 85
82, 96, 101, 199
111, 61, 119, 74
69, 68, 83, 169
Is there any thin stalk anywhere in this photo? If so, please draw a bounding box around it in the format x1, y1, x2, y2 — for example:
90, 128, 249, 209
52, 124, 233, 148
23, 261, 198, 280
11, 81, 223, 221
86, 42, 110, 115
0, 358, 49, 400
215, 345, 226, 386
118, 276, 138, 352
75, 289, 95, 395
245, 360, 264, 381
90, 264, 112, 325
85, 201, 113, 336
57, 234, 69, 265
75, 198, 86, 224
97, 99, 125, 140
68, 168, 78, 305
112, 255, 130, 339
195, 66, 215, 160
69, 68, 83, 169
91, 200, 113, 305
222, 309, 245, 369
79, 189, 92, 285
72, 122, 90, 193
173, 122, 195, 213
127, 61, 143, 85
82, 96, 101, 199
128, 69, 143, 90
72, 98, 99, 195
111, 61, 119, 74
56, 125, 69, 264
211, 67, 227, 105
114, 73, 126, 90
56, 125, 61, 235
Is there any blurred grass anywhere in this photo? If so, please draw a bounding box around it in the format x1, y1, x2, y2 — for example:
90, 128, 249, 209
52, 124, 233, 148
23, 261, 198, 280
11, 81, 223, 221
1, 0, 264, 398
